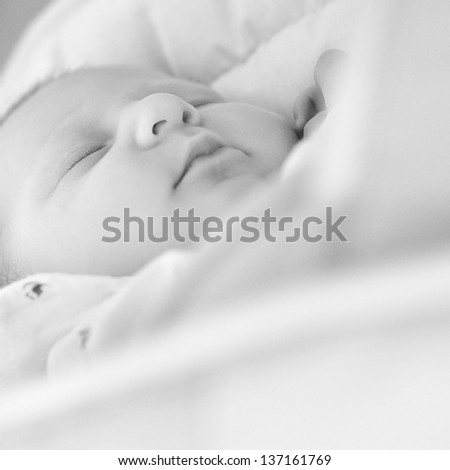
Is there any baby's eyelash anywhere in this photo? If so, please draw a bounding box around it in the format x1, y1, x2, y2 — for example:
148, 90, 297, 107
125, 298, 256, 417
66, 145, 107, 173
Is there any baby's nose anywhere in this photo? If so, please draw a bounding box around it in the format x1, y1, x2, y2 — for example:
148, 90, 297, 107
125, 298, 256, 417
122, 93, 202, 148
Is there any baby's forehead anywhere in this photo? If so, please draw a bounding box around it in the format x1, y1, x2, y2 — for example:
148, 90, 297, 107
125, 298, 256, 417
0, 69, 86, 128
0, 67, 144, 126
0, 70, 81, 199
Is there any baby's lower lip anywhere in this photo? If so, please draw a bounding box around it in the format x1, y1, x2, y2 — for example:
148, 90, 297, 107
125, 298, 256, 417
178, 147, 251, 187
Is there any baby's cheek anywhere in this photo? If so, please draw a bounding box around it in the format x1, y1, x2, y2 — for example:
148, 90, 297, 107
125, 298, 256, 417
253, 120, 298, 175
6, 198, 92, 274
4, 203, 47, 275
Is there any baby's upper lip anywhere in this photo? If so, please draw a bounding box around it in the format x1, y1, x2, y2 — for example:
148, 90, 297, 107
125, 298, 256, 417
174, 133, 225, 188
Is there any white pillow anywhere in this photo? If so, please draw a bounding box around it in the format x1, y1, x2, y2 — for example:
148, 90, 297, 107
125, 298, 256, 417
0, 0, 312, 115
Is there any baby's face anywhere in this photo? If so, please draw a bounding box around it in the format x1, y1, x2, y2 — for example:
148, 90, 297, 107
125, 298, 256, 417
0, 67, 296, 277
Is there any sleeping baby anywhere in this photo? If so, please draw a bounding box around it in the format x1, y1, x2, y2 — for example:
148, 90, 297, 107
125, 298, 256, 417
0, 50, 345, 287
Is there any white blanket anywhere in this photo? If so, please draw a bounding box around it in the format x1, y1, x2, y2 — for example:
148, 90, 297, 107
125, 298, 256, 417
0, 0, 359, 121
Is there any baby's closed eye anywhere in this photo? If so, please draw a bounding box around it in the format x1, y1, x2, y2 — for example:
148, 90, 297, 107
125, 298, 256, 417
64, 143, 110, 175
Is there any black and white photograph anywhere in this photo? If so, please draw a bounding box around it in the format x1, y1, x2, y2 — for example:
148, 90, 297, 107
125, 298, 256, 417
0, 0, 449, 464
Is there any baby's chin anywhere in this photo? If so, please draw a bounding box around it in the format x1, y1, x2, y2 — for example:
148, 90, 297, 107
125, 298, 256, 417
177, 147, 287, 207
177, 169, 269, 215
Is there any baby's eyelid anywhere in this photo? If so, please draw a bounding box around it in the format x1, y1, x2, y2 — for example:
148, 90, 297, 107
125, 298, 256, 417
66, 144, 108, 174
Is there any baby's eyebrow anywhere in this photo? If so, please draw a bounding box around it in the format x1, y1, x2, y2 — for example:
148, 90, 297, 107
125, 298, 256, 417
0, 71, 76, 127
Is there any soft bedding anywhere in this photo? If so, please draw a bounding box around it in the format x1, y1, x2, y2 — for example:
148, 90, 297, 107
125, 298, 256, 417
1, 0, 450, 448
1, 250, 449, 448
0, 0, 360, 121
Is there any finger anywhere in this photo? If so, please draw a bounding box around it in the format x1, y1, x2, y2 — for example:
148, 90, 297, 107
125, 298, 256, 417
314, 49, 348, 109
302, 110, 327, 138
293, 86, 325, 138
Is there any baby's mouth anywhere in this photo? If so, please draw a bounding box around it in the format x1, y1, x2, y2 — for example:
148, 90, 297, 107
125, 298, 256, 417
173, 134, 225, 189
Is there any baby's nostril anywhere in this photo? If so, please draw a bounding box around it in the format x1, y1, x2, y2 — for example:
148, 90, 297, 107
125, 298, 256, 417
182, 111, 191, 123
152, 120, 167, 135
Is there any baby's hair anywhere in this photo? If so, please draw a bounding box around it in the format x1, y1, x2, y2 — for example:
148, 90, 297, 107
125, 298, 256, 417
0, 257, 5, 288
0, 263, 13, 289
0, 253, 13, 289
0, 231, 19, 288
